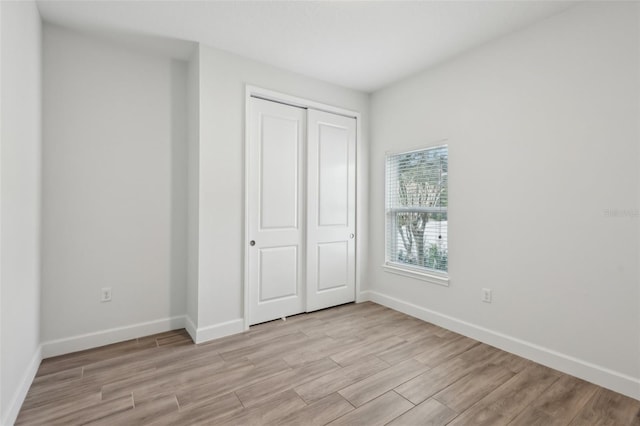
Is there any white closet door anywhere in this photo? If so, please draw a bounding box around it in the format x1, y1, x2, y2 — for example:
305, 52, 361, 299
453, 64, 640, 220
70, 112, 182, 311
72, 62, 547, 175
306, 109, 356, 312
248, 97, 306, 325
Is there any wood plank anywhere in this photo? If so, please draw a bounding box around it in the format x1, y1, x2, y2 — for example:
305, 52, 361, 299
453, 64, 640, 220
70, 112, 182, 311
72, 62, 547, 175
398, 321, 443, 343
235, 357, 341, 408
36, 339, 146, 377
218, 331, 310, 361
387, 398, 457, 426
153, 347, 226, 374
395, 343, 505, 405
294, 355, 390, 403
176, 358, 291, 409
271, 335, 336, 365
22, 368, 85, 403
487, 349, 534, 373
81, 346, 173, 379
29, 395, 133, 425
21, 378, 103, 409
99, 368, 159, 401
330, 335, 405, 366
433, 364, 515, 412
447, 364, 561, 426
100, 356, 250, 402
276, 392, 355, 426
376, 333, 446, 365
327, 391, 413, 426
297, 305, 394, 340
569, 387, 640, 426
15, 392, 102, 425
85, 395, 178, 425
456, 342, 502, 365
395, 357, 476, 405
30, 367, 83, 388
150, 392, 243, 425
339, 358, 429, 407
198, 322, 300, 354
282, 335, 365, 367
135, 334, 160, 349
155, 329, 193, 347
217, 390, 307, 426
509, 375, 598, 426
301, 316, 368, 339
413, 335, 479, 367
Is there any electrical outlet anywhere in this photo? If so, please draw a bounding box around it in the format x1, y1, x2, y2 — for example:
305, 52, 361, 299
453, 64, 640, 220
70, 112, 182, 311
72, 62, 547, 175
101, 287, 112, 303
482, 288, 492, 303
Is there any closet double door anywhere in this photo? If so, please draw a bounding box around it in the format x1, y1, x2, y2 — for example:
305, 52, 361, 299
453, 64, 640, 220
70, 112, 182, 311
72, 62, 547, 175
247, 97, 356, 325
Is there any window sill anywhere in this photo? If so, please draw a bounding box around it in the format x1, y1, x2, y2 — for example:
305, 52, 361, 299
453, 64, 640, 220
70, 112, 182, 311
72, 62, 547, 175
382, 263, 449, 287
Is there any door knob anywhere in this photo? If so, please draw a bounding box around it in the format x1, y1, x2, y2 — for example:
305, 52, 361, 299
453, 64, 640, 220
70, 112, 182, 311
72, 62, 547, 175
249, 240, 256, 246
349, 233, 355, 239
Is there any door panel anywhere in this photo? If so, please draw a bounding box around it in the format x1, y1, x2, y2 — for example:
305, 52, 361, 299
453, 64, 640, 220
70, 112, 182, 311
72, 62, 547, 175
317, 242, 348, 291
307, 110, 356, 312
259, 246, 298, 301
260, 115, 299, 230
318, 124, 349, 226
248, 97, 306, 325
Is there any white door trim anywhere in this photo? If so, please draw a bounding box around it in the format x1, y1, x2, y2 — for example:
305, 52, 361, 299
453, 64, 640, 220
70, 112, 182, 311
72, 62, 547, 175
243, 85, 363, 331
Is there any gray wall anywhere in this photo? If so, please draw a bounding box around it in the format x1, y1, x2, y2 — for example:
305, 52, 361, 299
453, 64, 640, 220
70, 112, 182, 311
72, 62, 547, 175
41, 25, 188, 345
0, 1, 42, 423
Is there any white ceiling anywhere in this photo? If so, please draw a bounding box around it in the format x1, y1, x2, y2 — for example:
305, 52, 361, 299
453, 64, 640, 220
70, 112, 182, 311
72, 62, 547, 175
36, 1, 577, 93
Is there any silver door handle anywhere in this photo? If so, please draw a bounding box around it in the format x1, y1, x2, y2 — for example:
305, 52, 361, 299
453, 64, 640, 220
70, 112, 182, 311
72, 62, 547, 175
249, 240, 256, 246
349, 234, 355, 239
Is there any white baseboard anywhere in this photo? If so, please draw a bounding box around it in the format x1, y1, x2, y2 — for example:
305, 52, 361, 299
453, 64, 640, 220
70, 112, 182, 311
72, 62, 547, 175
193, 318, 244, 344
40, 315, 246, 358
2, 345, 42, 426
184, 315, 198, 343
360, 290, 640, 401
178, 316, 244, 344
41, 315, 187, 358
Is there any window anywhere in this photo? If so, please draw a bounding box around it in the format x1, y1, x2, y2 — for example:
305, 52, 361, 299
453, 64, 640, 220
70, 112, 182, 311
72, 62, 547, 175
385, 144, 448, 284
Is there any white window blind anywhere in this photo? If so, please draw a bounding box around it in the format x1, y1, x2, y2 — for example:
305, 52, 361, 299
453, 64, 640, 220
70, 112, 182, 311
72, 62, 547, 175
385, 145, 448, 276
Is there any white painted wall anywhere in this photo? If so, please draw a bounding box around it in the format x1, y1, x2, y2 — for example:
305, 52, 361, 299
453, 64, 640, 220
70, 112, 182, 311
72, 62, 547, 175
41, 25, 189, 349
0, 1, 42, 424
368, 2, 640, 398
193, 45, 369, 339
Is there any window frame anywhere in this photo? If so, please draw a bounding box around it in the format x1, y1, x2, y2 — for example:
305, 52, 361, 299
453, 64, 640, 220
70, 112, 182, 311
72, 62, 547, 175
383, 143, 449, 286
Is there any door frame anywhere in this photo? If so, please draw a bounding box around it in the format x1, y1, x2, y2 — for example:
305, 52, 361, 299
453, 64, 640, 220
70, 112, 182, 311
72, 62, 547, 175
243, 85, 363, 331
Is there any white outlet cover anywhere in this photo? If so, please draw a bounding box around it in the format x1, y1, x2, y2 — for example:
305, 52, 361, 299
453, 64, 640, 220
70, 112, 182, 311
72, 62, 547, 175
101, 287, 112, 302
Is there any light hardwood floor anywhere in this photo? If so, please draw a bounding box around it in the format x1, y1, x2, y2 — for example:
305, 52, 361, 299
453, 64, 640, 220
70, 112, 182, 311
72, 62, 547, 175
17, 302, 640, 425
